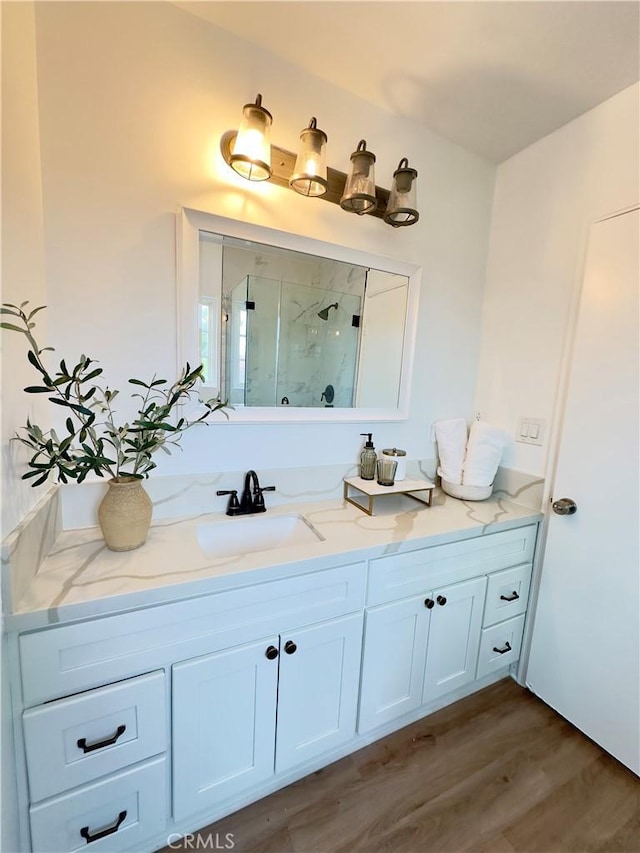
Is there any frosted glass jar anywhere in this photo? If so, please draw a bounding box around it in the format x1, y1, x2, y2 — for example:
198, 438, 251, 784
381, 448, 406, 481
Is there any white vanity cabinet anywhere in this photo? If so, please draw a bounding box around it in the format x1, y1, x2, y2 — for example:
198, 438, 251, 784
9, 517, 539, 852
22, 672, 168, 853
172, 612, 363, 820
358, 525, 537, 735
358, 577, 486, 733
14, 560, 365, 851
422, 575, 487, 702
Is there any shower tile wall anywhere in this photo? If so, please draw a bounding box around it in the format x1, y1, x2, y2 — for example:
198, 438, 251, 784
223, 247, 366, 408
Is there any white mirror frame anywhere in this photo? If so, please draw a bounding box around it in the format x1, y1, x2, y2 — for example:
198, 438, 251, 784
176, 207, 421, 423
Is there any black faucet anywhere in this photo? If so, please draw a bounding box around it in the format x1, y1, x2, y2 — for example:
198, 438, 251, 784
217, 470, 275, 516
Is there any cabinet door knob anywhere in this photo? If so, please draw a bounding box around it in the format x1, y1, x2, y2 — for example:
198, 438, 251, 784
492, 641, 512, 655
424, 598, 435, 609
265, 645, 279, 660
436, 595, 447, 606
500, 591, 519, 602
80, 810, 127, 844
284, 640, 297, 655
77, 724, 126, 753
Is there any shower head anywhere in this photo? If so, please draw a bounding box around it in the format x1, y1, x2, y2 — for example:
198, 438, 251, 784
317, 302, 339, 321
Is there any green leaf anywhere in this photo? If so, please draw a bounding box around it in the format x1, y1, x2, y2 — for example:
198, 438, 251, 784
27, 349, 49, 379
23, 386, 51, 394
1, 322, 27, 333
66, 418, 75, 434
58, 436, 73, 454
128, 378, 150, 388
22, 468, 51, 480
82, 368, 103, 383
68, 402, 93, 416
27, 305, 47, 321
29, 472, 50, 488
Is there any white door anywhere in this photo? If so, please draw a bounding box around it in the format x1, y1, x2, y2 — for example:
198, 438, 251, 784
423, 576, 486, 702
527, 207, 639, 775
275, 614, 363, 773
358, 596, 431, 734
172, 637, 279, 820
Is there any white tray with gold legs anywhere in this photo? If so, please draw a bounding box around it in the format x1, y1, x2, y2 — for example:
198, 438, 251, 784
343, 476, 436, 516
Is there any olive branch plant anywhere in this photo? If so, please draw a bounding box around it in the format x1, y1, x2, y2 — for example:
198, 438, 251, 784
2, 302, 227, 488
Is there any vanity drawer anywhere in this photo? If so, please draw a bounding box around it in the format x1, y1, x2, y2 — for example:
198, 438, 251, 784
29, 755, 166, 853
483, 563, 532, 626
20, 562, 366, 704
368, 524, 537, 606
23, 671, 166, 802
476, 614, 526, 678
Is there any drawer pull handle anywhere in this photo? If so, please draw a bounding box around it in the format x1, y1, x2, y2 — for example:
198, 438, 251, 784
265, 645, 279, 660
424, 598, 435, 609
80, 809, 127, 844
77, 724, 126, 754
492, 641, 512, 655
284, 640, 297, 655
500, 591, 519, 602
436, 595, 447, 606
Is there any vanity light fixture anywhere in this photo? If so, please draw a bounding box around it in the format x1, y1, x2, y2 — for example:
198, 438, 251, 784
340, 140, 378, 215
289, 117, 328, 197
221, 96, 419, 227
228, 94, 273, 182
384, 158, 419, 227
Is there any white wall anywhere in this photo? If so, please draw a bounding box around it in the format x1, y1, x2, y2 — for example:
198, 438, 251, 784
1, 5, 46, 845
475, 83, 640, 476
0, 0, 494, 532
1, 2, 48, 538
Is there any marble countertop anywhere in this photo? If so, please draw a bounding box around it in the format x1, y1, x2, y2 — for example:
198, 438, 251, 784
7, 487, 542, 631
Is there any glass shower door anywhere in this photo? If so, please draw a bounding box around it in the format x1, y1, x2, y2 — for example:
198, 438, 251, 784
276, 282, 362, 407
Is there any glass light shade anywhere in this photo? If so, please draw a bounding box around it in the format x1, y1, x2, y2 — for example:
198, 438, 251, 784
289, 117, 328, 197
384, 158, 419, 227
229, 94, 273, 182
340, 140, 377, 215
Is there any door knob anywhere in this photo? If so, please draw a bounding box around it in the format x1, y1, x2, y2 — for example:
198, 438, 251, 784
437, 595, 447, 606
284, 640, 297, 655
424, 598, 435, 609
265, 645, 279, 660
552, 497, 577, 516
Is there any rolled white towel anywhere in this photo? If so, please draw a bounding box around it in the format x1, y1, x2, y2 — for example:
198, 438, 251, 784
433, 418, 468, 485
462, 421, 507, 487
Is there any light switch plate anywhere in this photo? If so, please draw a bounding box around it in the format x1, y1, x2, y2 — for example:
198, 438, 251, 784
516, 417, 545, 446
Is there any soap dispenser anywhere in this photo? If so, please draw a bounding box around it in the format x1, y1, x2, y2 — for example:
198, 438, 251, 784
359, 433, 377, 480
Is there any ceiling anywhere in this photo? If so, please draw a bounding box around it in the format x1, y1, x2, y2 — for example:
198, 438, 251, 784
176, 1, 640, 163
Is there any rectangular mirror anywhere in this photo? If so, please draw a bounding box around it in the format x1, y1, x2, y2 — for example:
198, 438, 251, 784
177, 208, 421, 423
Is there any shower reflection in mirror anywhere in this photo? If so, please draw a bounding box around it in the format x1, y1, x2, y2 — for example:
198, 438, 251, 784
198, 231, 408, 409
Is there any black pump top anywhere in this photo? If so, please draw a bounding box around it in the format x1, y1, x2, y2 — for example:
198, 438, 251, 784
360, 432, 375, 448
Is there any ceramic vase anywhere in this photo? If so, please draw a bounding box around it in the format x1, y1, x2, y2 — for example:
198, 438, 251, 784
98, 477, 153, 551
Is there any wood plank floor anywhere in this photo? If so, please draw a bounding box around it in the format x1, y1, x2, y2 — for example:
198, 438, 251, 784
162, 680, 639, 853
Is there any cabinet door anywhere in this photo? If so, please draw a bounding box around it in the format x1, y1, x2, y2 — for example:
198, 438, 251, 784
423, 576, 486, 702
172, 637, 279, 820
358, 596, 431, 734
275, 614, 363, 773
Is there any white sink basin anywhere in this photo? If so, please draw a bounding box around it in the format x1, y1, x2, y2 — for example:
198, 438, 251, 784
196, 513, 324, 560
